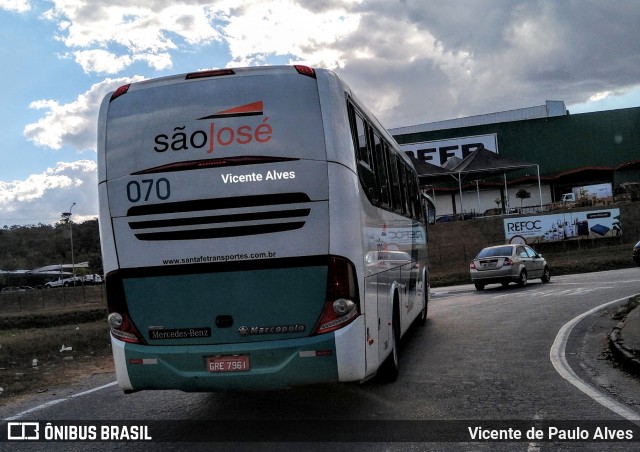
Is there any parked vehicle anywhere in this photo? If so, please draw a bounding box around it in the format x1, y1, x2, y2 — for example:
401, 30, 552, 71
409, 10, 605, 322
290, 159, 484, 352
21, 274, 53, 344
82, 274, 103, 285
470, 244, 550, 291
1, 286, 35, 294
45, 276, 80, 288
633, 241, 640, 266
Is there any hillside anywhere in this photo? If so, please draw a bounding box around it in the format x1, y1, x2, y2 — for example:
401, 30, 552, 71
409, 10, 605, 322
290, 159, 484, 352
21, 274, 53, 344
0, 220, 102, 288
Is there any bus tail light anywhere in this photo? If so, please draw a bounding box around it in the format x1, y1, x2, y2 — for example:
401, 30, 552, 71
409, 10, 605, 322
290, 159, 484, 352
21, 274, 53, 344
108, 312, 141, 344
105, 272, 145, 344
185, 68, 235, 80
313, 256, 360, 335
294, 65, 316, 79
110, 84, 130, 102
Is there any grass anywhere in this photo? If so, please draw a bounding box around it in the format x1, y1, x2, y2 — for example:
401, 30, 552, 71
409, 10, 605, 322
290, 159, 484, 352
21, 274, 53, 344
0, 307, 113, 400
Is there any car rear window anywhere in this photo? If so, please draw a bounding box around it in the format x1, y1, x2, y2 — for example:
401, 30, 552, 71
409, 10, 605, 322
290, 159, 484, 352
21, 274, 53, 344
476, 246, 513, 258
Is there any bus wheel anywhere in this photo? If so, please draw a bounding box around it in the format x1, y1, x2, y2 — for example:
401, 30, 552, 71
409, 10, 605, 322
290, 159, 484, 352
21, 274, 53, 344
378, 302, 400, 382
418, 289, 428, 327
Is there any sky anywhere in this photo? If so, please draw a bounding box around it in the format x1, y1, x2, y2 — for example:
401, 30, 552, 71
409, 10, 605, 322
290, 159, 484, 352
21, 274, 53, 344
0, 0, 639, 228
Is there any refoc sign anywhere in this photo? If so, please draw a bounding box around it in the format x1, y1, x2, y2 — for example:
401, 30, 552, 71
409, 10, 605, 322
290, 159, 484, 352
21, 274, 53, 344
400, 134, 498, 167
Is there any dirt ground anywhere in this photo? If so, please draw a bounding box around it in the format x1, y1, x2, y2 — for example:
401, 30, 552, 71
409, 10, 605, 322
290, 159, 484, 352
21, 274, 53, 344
1, 348, 113, 395
0, 307, 115, 408
1, 354, 114, 408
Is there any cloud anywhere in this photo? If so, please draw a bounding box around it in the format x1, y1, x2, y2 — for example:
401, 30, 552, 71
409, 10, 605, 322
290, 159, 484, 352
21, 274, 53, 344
23, 76, 145, 151
5, 0, 639, 230
333, 7, 475, 126
0, 0, 30, 13
43, 0, 225, 75
336, 0, 640, 126
41, 0, 361, 73
221, 0, 360, 68
0, 160, 98, 226
35, 0, 640, 128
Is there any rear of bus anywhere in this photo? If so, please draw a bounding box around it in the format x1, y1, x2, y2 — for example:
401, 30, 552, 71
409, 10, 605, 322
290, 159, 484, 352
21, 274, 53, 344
98, 66, 367, 392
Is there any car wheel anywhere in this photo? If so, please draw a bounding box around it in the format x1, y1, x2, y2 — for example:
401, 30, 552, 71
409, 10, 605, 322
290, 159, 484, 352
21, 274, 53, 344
541, 266, 551, 283
474, 282, 485, 291
517, 270, 528, 287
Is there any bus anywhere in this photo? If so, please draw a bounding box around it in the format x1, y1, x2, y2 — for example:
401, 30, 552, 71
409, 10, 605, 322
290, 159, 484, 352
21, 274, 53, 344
97, 65, 429, 392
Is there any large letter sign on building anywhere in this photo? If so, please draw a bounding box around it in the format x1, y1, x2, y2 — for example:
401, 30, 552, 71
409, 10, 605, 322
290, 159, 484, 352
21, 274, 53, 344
503, 209, 621, 244
400, 134, 498, 167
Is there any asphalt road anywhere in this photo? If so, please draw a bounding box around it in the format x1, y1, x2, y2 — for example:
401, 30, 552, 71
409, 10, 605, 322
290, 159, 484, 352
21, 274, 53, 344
2, 268, 640, 451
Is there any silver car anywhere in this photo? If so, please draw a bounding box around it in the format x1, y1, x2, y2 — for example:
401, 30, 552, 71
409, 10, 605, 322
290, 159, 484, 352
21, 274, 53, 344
470, 244, 550, 291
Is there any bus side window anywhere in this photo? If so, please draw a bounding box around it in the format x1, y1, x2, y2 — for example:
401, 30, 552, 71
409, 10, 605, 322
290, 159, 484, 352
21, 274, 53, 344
372, 131, 390, 207
413, 174, 426, 222
404, 165, 416, 219
395, 155, 407, 215
406, 166, 418, 220
386, 148, 400, 214
350, 107, 378, 203
347, 98, 425, 224
353, 111, 370, 167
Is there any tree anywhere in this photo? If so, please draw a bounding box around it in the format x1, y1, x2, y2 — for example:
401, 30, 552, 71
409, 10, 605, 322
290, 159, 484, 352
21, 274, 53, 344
516, 188, 531, 208
0, 220, 102, 274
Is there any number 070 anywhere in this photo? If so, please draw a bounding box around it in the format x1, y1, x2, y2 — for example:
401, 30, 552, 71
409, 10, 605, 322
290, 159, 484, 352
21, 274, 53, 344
127, 178, 171, 203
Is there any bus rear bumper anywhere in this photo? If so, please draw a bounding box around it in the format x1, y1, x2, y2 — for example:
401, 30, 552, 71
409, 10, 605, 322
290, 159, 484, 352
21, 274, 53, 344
111, 332, 346, 392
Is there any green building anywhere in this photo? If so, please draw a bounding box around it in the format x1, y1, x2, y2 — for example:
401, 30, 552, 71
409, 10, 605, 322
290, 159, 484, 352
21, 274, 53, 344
391, 102, 640, 217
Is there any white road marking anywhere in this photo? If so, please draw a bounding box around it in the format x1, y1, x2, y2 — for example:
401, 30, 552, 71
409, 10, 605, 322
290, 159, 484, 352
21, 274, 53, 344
492, 286, 614, 299
4, 381, 117, 421
527, 411, 545, 452
550, 295, 640, 422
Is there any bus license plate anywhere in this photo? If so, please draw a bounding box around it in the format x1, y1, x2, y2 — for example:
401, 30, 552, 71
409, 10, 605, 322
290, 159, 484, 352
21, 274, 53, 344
207, 355, 250, 373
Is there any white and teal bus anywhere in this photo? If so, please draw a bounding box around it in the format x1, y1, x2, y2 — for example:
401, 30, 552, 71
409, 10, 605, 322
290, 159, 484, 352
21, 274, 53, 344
98, 65, 429, 392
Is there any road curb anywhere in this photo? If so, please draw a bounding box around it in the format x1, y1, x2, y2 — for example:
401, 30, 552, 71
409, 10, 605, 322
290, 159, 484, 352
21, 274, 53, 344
609, 310, 640, 376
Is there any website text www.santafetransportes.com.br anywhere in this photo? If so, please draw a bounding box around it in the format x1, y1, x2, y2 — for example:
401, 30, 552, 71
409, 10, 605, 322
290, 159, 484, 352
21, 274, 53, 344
162, 251, 277, 265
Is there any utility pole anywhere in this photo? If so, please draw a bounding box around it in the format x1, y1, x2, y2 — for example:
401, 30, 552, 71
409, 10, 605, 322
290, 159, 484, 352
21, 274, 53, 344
61, 202, 76, 281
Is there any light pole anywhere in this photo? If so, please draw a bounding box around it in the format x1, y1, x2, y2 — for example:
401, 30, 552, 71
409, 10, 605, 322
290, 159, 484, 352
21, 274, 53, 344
61, 202, 76, 280
474, 179, 481, 216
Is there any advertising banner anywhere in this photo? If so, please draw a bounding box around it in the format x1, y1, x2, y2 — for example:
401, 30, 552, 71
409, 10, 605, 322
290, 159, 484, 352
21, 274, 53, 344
400, 134, 498, 167
503, 209, 621, 244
